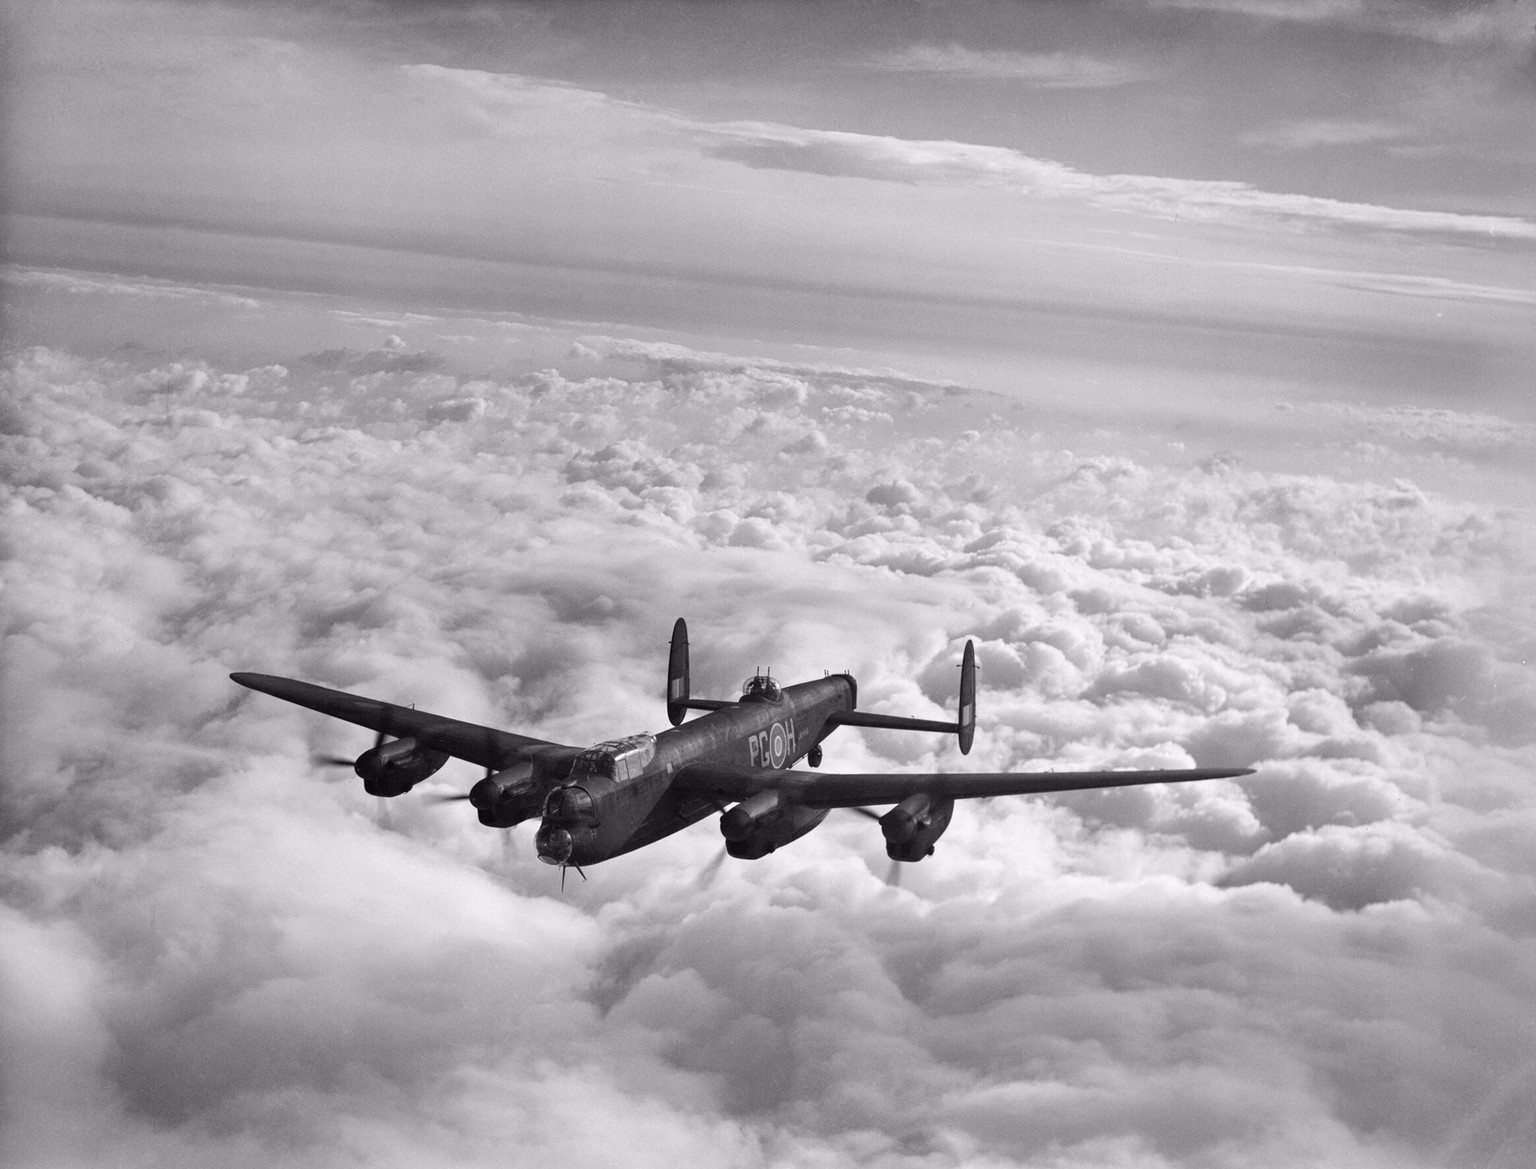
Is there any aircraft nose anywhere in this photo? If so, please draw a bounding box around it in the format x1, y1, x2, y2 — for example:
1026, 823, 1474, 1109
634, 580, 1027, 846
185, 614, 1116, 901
536, 825, 573, 866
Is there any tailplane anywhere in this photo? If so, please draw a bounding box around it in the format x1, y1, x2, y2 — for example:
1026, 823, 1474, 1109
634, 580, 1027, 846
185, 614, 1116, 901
828, 639, 977, 755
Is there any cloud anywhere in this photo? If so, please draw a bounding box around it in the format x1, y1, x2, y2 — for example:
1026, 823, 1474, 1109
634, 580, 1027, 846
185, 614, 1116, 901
1220, 821, 1478, 909
862, 45, 1154, 88
399, 61, 1536, 246
1, 266, 262, 308
4, 317, 1536, 1168
1242, 118, 1414, 150
1135, 0, 1536, 48
1350, 636, 1536, 746
1330, 274, 1536, 307
700, 119, 1536, 243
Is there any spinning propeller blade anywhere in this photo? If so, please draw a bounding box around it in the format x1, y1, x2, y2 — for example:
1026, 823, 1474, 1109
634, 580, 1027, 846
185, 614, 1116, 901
845, 808, 902, 886
694, 845, 729, 889
316, 728, 387, 770
432, 759, 498, 806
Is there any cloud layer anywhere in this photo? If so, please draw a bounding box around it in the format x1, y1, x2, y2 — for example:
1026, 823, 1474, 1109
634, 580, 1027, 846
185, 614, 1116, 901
4, 298, 1536, 1167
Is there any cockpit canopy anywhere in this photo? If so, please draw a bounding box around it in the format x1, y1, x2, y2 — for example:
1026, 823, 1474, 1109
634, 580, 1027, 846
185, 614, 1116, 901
741, 674, 781, 703
571, 734, 657, 782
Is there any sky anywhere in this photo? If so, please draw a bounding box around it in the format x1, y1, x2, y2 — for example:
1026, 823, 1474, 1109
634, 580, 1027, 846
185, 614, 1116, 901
3, 2, 1536, 1167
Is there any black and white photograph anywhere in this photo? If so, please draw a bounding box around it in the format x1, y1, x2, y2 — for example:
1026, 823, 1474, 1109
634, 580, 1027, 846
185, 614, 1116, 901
3, 2, 1534, 1166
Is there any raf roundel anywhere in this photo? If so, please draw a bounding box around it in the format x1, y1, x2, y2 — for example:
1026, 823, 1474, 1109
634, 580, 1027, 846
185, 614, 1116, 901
769, 722, 788, 767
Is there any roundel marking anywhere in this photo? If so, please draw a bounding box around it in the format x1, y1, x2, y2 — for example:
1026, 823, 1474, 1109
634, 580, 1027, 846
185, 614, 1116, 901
769, 723, 788, 767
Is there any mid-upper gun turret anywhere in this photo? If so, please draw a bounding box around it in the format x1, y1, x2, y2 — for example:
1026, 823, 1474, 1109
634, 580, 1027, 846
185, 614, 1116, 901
740, 673, 781, 703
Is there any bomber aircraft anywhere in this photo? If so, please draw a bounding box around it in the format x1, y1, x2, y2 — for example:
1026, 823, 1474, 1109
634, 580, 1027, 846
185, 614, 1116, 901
233, 619, 1252, 879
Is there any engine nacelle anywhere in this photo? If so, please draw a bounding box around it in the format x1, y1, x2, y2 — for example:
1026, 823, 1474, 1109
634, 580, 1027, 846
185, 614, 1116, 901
470, 761, 542, 828
720, 790, 830, 860
355, 737, 450, 797
880, 793, 953, 862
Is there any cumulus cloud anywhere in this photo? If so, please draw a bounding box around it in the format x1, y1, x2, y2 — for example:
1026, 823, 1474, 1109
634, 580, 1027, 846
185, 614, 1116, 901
4, 298, 1536, 1169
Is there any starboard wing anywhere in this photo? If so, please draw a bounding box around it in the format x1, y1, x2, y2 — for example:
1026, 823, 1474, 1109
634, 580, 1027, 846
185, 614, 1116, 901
231, 672, 574, 769
674, 762, 1254, 808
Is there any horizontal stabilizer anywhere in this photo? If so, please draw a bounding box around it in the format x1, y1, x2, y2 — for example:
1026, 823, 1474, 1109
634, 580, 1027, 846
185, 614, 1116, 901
682, 698, 734, 712
826, 710, 956, 734
825, 639, 978, 754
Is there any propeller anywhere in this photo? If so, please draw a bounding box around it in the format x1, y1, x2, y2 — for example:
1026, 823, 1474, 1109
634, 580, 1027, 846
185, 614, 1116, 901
694, 844, 729, 890
313, 729, 386, 770
847, 807, 904, 888
427, 759, 533, 809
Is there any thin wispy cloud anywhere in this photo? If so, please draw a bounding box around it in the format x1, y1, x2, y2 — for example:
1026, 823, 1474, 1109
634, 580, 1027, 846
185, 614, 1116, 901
697, 117, 1536, 242
1135, 0, 1536, 47
400, 62, 1536, 244
863, 44, 1154, 88
1242, 118, 1415, 150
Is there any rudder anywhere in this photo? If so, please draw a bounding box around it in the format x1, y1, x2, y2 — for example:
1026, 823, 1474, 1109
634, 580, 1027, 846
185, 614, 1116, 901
667, 618, 690, 726
958, 639, 976, 755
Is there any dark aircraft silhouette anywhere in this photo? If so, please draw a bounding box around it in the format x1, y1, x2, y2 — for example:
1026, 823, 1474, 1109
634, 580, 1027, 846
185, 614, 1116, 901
232, 619, 1251, 877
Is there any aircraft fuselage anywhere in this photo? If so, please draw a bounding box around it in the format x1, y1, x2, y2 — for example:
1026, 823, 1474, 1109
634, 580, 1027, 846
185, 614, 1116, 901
532, 674, 854, 867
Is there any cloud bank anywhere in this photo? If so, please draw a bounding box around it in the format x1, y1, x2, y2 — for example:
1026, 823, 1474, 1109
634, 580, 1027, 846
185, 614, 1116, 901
4, 300, 1536, 1167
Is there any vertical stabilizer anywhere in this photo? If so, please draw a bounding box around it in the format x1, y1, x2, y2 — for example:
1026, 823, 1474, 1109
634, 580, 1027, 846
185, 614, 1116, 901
958, 639, 976, 755
667, 618, 690, 726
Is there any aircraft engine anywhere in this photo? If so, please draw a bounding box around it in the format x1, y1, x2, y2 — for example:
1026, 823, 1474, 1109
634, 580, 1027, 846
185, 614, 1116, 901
720, 790, 830, 860
879, 793, 954, 862
355, 737, 450, 797
470, 761, 541, 828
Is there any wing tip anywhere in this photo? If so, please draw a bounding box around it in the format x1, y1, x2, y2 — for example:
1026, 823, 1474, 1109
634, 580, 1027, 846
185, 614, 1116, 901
229, 672, 303, 698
